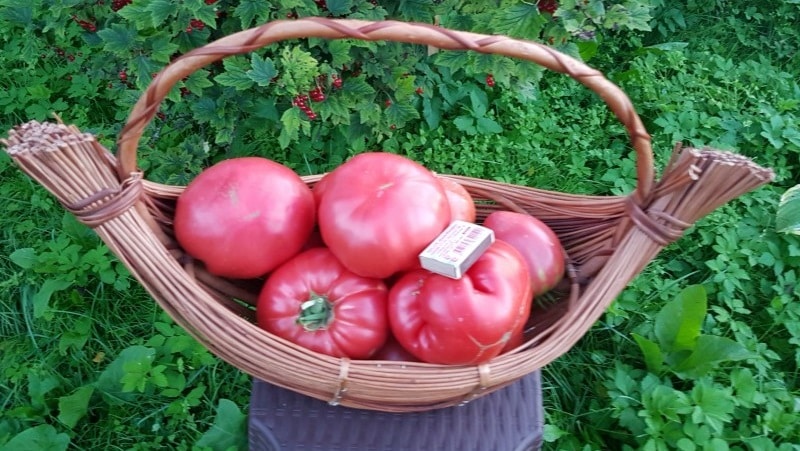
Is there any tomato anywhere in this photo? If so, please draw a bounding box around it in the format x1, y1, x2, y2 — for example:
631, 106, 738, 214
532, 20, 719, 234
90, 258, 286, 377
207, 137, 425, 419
315, 152, 451, 279
174, 157, 315, 279
388, 240, 532, 365
482, 211, 565, 296
372, 335, 419, 362
438, 176, 476, 223
256, 248, 389, 359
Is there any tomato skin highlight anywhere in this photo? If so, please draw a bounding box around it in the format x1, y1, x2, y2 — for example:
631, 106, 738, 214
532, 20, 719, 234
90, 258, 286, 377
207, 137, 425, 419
315, 152, 451, 279
438, 176, 476, 223
482, 211, 565, 296
256, 248, 389, 359
388, 240, 533, 365
174, 157, 315, 279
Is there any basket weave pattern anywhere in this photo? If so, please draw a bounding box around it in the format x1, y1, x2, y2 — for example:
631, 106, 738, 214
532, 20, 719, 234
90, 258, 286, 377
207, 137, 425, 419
1, 18, 775, 412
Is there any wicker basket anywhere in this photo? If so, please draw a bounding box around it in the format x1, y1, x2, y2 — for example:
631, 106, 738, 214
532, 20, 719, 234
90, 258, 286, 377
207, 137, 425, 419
2, 18, 775, 413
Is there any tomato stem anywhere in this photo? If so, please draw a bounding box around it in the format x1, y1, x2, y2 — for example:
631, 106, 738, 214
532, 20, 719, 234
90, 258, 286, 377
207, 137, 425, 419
297, 291, 333, 331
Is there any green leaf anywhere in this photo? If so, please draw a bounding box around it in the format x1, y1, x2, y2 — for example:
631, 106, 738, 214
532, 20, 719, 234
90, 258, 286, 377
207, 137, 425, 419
97, 24, 138, 55
195, 399, 248, 451
27, 371, 61, 412
57, 386, 94, 429
234, 0, 270, 29
116, 3, 152, 29
59, 316, 92, 355
384, 101, 419, 128
396, 0, 433, 22
454, 116, 476, 135
654, 285, 707, 353
278, 107, 302, 150
32, 278, 73, 319
328, 40, 352, 69
672, 335, 754, 379
476, 117, 502, 134
0, 424, 70, 451
632, 333, 663, 373
422, 96, 442, 129
490, 3, 547, 39
690, 379, 735, 434
147, 34, 179, 64
185, 69, 215, 92
96, 346, 155, 404
146, 0, 178, 28
9, 247, 36, 269
325, 0, 353, 16
776, 184, 800, 234
215, 58, 255, 91
247, 54, 276, 86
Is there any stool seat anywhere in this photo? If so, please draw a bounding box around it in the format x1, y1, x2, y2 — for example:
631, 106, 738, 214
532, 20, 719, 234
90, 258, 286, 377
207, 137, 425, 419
248, 371, 543, 451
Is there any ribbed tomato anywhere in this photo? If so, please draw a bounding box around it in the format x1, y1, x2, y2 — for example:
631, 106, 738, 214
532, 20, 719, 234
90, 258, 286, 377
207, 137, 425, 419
256, 248, 389, 359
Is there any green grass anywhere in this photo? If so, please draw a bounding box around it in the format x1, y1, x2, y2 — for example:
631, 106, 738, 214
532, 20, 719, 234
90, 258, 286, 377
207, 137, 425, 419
2, 1, 800, 450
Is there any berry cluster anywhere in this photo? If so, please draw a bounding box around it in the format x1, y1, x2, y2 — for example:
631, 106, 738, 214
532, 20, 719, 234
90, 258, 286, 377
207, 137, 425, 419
118, 69, 127, 81
309, 86, 326, 102
186, 18, 205, 33
486, 74, 495, 87
72, 15, 97, 32
537, 0, 558, 14
293, 95, 317, 120
205, 0, 217, 4
111, 0, 132, 12
331, 74, 343, 89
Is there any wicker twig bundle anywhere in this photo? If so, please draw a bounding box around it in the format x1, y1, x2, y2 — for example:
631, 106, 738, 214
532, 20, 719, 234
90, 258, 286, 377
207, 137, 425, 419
2, 18, 774, 412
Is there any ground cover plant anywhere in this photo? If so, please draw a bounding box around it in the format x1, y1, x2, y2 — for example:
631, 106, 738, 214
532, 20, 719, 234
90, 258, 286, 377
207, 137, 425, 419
1, 1, 798, 449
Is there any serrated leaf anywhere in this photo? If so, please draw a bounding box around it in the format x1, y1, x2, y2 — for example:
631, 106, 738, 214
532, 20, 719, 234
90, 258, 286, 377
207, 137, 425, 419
146, 0, 178, 28
490, 3, 547, 39
9, 247, 36, 269
97, 24, 138, 54
325, 0, 353, 16
342, 76, 375, 97
116, 3, 152, 29
777, 184, 800, 234
476, 117, 502, 134
434, 51, 471, 73
57, 386, 94, 429
396, 0, 433, 22
279, 108, 302, 149
328, 40, 353, 69
0, 424, 70, 451
195, 399, 247, 451
215, 68, 255, 91
654, 284, 707, 353
185, 69, 214, 92
148, 34, 179, 64
247, 54, 276, 86
384, 101, 419, 128
235, 0, 270, 29
454, 116, 476, 135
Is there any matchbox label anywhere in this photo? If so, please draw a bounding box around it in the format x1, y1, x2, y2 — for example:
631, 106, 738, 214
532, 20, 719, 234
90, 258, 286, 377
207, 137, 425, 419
419, 220, 495, 279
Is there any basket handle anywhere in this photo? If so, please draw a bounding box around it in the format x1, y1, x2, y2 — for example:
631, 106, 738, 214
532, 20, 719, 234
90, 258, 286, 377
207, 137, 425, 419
117, 18, 654, 202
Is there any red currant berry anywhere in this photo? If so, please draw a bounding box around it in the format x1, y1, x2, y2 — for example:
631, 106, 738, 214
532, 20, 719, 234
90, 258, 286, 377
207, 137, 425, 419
415, 87, 424, 95
486, 74, 495, 87
119, 70, 127, 81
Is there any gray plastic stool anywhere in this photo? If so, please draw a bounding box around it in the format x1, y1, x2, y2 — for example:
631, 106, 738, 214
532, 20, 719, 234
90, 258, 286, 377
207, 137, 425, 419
248, 371, 543, 451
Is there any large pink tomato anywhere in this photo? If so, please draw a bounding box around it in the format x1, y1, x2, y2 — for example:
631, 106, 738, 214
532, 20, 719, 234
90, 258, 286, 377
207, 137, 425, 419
174, 157, 315, 279
256, 248, 389, 359
388, 240, 533, 365
482, 211, 565, 296
315, 152, 451, 279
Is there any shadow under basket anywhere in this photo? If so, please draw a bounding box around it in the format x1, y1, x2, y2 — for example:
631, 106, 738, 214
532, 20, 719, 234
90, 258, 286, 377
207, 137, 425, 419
1, 18, 775, 413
